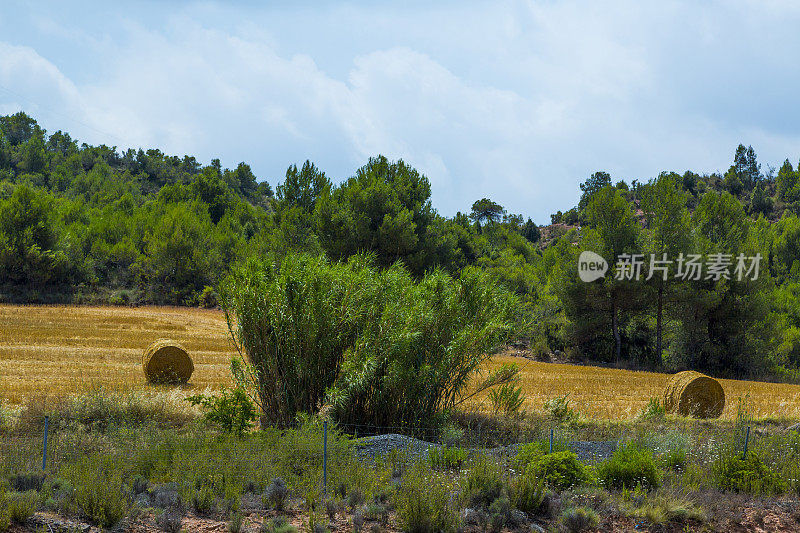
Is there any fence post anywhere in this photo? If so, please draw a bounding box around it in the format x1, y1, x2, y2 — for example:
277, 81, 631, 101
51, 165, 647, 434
742, 426, 751, 460
42, 415, 49, 471
549, 427, 554, 454
323, 420, 328, 496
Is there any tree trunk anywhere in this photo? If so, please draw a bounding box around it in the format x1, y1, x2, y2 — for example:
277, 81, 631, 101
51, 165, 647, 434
656, 281, 663, 362
612, 297, 621, 364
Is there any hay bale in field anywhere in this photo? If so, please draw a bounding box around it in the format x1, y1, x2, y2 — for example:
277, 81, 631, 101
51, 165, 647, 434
142, 339, 193, 384
663, 370, 724, 418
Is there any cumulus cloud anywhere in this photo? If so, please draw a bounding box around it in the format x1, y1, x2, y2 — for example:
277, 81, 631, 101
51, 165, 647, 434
0, 0, 799, 219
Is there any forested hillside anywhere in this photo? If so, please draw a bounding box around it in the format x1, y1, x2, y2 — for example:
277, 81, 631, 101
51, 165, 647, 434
2, 111, 800, 380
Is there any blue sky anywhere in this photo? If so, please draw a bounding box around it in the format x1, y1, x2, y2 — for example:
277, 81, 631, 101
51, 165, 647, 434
1, 1, 799, 220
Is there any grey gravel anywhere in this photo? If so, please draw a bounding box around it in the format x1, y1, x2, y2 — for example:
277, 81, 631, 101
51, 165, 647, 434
354, 433, 617, 463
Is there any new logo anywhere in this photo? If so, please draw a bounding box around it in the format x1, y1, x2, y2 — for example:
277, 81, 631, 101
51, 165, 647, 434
578, 251, 608, 282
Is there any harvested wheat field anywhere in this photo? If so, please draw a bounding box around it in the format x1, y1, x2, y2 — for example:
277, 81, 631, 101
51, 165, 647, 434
4, 304, 800, 421
474, 356, 800, 421
0, 304, 235, 405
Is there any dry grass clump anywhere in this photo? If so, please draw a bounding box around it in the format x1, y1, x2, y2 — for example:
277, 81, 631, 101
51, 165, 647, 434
15, 385, 201, 431
142, 339, 194, 384
663, 371, 725, 419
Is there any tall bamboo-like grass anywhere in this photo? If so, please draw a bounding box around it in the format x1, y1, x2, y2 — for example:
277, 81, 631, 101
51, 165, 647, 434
220, 253, 518, 427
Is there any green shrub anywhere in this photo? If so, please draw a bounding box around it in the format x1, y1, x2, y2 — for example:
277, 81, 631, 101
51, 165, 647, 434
488, 383, 526, 416
488, 493, 512, 532
509, 470, 546, 515
263, 478, 289, 510
186, 386, 257, 436
659, 448, 687, 471
544, 395, 579, 424
429, 447, 466, 470
513, 439, 568, 470
261, 516, 297, 533
61, 455, 128, 527
637, 398, 665, 420
192, 483, 216, 514
561, 506, 599, 532
712, 452, 786, 494
0, 489, 9, 532
395, 464, 459, 533
596, 443, 660, 491
5, 490, 38, 523
463, 456, 507, 507
527, 451, 590, 490
221, 253, 518, 428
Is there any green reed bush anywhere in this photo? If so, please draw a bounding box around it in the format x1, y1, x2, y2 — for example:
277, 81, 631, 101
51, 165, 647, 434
221, 253, 518, 428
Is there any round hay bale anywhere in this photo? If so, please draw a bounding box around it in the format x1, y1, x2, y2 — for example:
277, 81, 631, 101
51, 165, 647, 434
663, 370, 724, 419
142, 339, 194, 384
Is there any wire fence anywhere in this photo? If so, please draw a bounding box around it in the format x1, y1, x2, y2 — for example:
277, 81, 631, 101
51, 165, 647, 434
4, 414, 800, 491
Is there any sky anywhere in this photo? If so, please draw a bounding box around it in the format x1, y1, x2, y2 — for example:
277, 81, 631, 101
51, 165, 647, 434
0, 1, 799, 221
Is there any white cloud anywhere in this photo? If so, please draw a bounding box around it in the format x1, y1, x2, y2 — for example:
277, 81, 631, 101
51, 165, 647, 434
0, 0, 799, 220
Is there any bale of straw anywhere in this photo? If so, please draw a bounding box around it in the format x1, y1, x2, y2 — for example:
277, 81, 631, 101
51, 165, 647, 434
663, 370, 724, 418
142, 339, 194, 384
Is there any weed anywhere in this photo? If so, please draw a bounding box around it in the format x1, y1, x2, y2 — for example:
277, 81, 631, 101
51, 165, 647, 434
544, 395, 579, 424
186, 386, 257, 437
228, 510, 244, 533
711, 452, 786, 494
192, 484, 216, 514
638, 398, 665, 420
395, 463, 459, 533
428, 446, 466, 470
5, 490, 38, 523
488, 383, 526, 416
61, 455, 128, 527
509, 469, 546, 515
560, 506, 599, 532
263, 478, 289, 511
156, 507, 183, 533
526, 451, 591, 490
463, 456, 507, 508
596, 443, 660, 491
261, 516, 297, 533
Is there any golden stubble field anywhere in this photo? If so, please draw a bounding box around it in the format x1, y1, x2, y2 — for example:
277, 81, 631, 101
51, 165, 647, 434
0, 304, 236, 405
3, 304, 800, 420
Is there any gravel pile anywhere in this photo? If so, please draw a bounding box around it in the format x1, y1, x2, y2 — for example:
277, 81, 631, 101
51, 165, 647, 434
354, 434, 617, 463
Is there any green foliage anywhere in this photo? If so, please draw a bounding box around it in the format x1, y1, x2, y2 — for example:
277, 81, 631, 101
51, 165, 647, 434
544, 395, 579, 424
513, 439, 568, 470
487, 383, 526, 416
509, 469, 546, 515
463, 456, 507, 508
4, 490, 38, 524
394, 464, 459, 533
263, 478, 289, 511
526, 451, 591, 490
261, 517, 297, 533
222, 252, 518, 427
60, 455, 128, 527
192, 483, 216, 514
186, 386, 257, 436
596, 443, 660, 491
711, 452, 786, 494
428, 447, 466, 470
637, 398, 665, 421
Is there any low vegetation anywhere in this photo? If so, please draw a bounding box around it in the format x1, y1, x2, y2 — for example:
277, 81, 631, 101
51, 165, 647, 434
1, 387, 800, 531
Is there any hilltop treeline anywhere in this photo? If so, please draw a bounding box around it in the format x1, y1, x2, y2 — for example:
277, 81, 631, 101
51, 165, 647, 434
2, 111, 800, 379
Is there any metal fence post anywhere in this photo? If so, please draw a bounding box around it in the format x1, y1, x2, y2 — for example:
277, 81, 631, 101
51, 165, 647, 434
42, 415, 49, 471
549, 427, 554, 454
323, 420, 328, 496
742, 426, 751, 460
